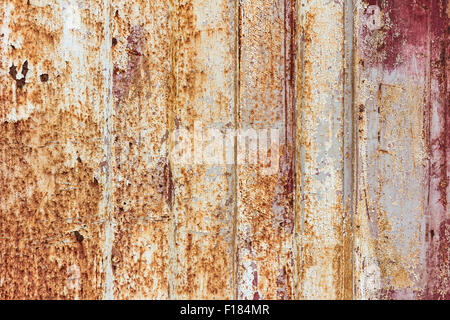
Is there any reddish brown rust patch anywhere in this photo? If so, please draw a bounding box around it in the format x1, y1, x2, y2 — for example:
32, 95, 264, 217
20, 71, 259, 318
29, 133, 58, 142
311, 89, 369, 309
425, 0, 449, 300
39, 74, 49, 83
9, 61, 29, 89
113, 25, 144, 110
360, 0, 430, 70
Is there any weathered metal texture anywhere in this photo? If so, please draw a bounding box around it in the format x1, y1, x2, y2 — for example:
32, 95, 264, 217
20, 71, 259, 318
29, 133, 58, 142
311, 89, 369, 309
353, 0, 449, 299
0, 0, 108, 298
236, 0, 296, 300
109, 0, 172, 299
295, 0, 352, 300
169, 0, 235, 299
107, 0, 236, 299
425, 0, 449, 300
0, 0, 448, 300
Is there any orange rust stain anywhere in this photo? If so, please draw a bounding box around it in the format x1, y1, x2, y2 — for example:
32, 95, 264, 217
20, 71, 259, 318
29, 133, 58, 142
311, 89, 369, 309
110, 0, 172, 299
0, 0, 107, 299
237, 0, 296, 300
169, 0, 235, 299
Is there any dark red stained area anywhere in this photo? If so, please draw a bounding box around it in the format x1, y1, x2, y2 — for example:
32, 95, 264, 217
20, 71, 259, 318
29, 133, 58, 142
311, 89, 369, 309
425, 0, 449, 300
360, 0, 430, 71
380, 0, 429, 71
360, 0, 449, 299
112, 25, 144, 111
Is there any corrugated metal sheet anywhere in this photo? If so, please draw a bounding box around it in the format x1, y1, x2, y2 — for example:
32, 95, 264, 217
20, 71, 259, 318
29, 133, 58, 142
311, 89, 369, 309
0, 0, 448, 299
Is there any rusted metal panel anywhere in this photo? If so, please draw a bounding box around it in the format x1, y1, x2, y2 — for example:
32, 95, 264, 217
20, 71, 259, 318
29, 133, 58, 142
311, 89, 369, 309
109, 0, 172, 299
169, 0, 236, 299
353, 0, 449, 299
295, 0, 352, 300
236, 0, 296, 299
0, 0, 448, 300
0, 0, 108, 299
425, 0, 449, 300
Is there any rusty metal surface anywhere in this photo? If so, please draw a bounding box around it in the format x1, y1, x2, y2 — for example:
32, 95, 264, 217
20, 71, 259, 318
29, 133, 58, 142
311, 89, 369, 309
236, 0, 296, 300
354, 0, 449, 299
168, 0, 236, 299
109, 0, 172, 299
295, 0, 352, 300
0, 0, 448, 300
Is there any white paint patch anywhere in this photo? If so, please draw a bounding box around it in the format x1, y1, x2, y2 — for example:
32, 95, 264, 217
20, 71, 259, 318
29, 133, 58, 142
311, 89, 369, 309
5, 103, 36, 123
63, 140, 78, 168
101, 0, 115, 301
61, 0, 82, 61
239, 247, 258, 300
1, 2, 13, 53
63, 0, 81, 30
359, 258, 382, 300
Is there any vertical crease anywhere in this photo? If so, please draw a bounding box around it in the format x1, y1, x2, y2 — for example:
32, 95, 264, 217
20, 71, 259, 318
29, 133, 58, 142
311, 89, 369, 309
231, 0, 241, 300
297, 1, 305, 298
343, 0, 355, 300
102, 0, 115, 300
291, 0, 300, 300
166, 0, 179, 300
